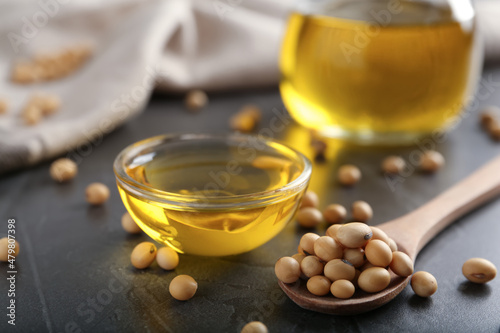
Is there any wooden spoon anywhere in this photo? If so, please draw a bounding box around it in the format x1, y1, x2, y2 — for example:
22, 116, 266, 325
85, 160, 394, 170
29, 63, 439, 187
279, 155, 500, 315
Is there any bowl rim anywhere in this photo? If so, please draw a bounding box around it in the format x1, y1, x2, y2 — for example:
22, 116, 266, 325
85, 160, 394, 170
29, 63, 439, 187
113, 133, 312, 209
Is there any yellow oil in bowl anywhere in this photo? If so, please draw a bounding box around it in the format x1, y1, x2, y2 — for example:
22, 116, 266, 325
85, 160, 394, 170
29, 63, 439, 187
114, 134, 311, 256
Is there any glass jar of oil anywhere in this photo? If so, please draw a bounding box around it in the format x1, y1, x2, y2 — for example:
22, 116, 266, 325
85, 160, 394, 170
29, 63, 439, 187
114, 134, 311, 256
280, 0, 482, 144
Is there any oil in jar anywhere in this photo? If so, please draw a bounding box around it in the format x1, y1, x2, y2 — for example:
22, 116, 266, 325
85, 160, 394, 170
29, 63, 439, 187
280, 0, 480, 143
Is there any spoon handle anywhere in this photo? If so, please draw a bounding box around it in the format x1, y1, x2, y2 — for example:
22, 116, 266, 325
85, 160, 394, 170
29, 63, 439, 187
380, 155, 500, 259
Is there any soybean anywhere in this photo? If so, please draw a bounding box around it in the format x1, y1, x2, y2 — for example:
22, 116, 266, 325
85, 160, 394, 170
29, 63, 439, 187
343, 248, 366, 268
230, 104, 261, 132
169, 275, 198, 301
241, 321, 268, 333
370, 226, 390, 245
296, 207, 322, 228
130, 242, 157, 269
301, 255, 324, 278
323, 204, 346, 224
50, 158, 77, 182
480, 106, 499, 130
23, 104, 42, 125
0, 237, 20, 262
314, 236, 343, 262
291, 253, 306, 265
307, 275, 331, 296
185, 90, 208, 111
324, 259, 355, 282
326, 224, 342, 239
85, 182, 110, 205
23, 94, 62, 125
299, 233, 319, 255
388, 238, 398, 252
358, 267, 391, 293
32, 94, 61, 115
365, 240, 392, 267
330, 279, 355, 299
338, 164, 361, 186
352, 201, 373, 222
336, 222, 372, 248
300, 190, 319, 209
411, 271, 437, 297
121, 212, 142, 234
12, 45, 92, 83
490, 126, 500, 141
462, 258, 497, 284
382, 156, 406, 174
389, 251, 414, 277
156, 247, 180, 270
275, 257, 301, 283
311, 139, 327, 160
420, 151, 444, 173
239, 104, 262, 122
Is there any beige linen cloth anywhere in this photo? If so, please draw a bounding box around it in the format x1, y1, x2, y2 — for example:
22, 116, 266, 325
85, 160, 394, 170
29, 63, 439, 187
0, 0, 498, 174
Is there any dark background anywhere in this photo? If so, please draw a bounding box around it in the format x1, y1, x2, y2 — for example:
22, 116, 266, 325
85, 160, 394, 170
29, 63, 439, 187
1, 65, 500, 333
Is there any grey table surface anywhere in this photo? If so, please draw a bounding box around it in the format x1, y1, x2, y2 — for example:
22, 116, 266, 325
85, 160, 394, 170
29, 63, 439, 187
2, 65, 500, 333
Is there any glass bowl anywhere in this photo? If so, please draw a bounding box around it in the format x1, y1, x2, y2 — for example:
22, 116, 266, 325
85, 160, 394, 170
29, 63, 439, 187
113, 133, 312, 256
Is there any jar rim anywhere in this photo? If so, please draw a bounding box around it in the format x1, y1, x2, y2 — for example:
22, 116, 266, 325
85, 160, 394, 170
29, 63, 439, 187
113, 133, 312, 210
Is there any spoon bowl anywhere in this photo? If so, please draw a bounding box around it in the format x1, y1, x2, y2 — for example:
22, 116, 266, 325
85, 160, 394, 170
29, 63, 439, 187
279, 274, 410, 315
279, 240, 410, 315
279, 156, 500, 315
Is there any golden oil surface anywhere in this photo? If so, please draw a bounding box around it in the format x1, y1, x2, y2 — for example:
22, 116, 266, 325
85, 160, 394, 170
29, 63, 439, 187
118, 140, 305, 256
280, 0, 477, 141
